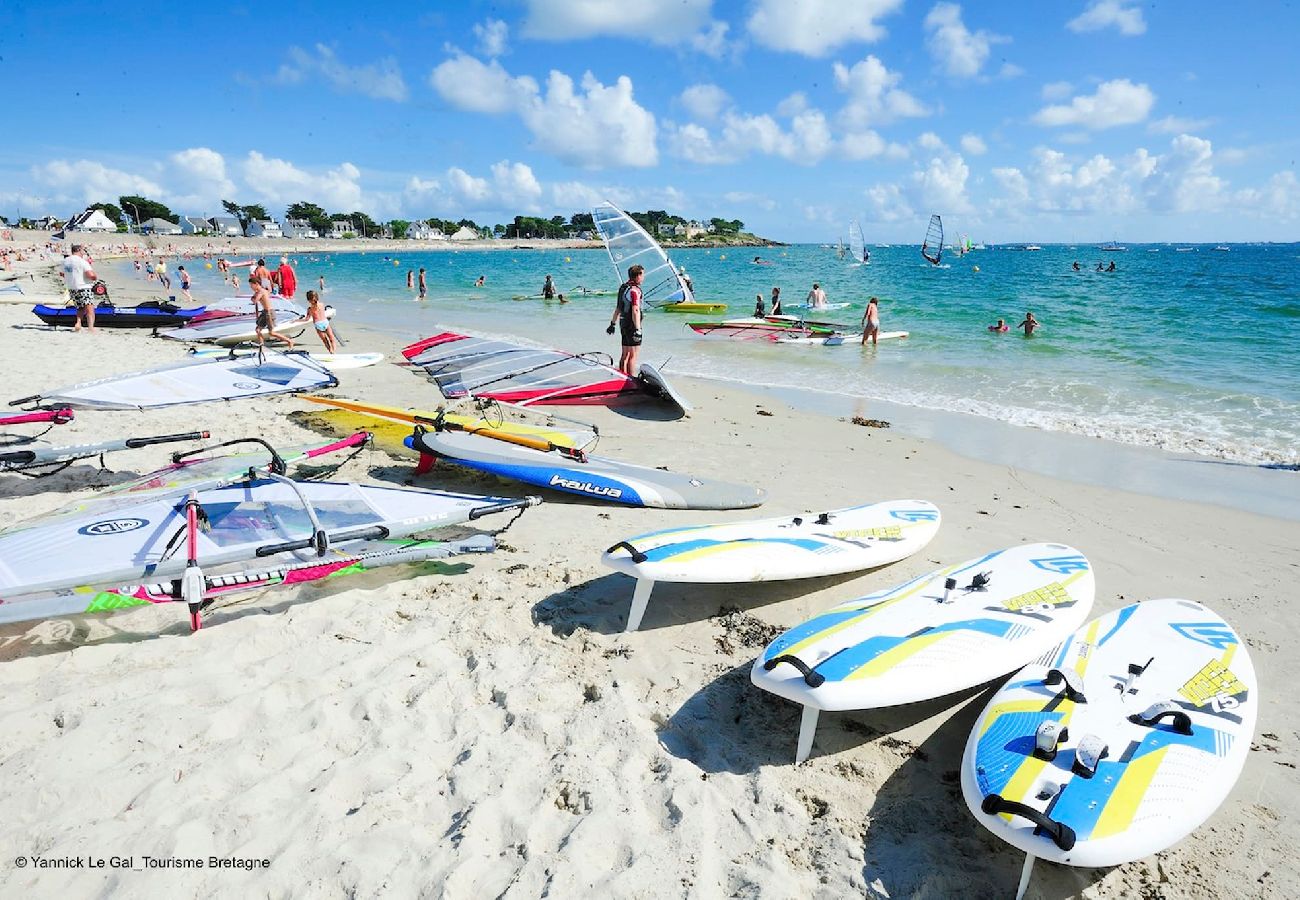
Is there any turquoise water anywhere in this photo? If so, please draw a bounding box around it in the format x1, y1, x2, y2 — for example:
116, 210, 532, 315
197, 242, 1300, 465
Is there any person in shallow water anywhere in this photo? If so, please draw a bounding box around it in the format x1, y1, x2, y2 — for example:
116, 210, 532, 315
988, 318, 1009, 332
754, 293, 765, 317
1018, 312, 1040, 335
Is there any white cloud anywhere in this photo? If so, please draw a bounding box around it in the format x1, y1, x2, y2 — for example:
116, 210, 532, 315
474, 19, 509, 57
913, 152, 973, 213
241, 152, 366, 212
689, 21, 731, 59
30, 159, 164, 207
441, 161, 544, 213
429, 53, 534, 114
1033, 78, 1155, 129
863, 182, 914, 223
1068, 1, 1147, 36
168, 148, 237, 209
1147, 114, 1214, 135
923, 3, 1009, 78
521, 0, 722, 51
1144, 134, 1224, 213
723, 190, 778, 211
998, 62, 1025, 79
1235, 171, 1300, 220
840, 131, 909, 160
1041, 80, 1074, 100
833, 55, 928, 128
275, 45, 408, 102
746, 0, 903, 57
430, 55, 657, 168
775, 93, 809, 117
671, 108, 834, 166
960, 133, 988, 155
679, 84, 731, 123
918, 132, 946, 150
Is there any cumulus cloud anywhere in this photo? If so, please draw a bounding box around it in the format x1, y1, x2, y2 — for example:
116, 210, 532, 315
168, 148, 237, 209
833, 55, 928, 128
746, 0, 903, 57
474, 18, 509, 57
670, 108, 835, 165
679, 84, 731, 123
840, 130, 909, 161
275, 45, 408, 101
1067, 0, 1147, 36
723, 190, 778, 211
242, 152, 366, 212
1033, 78, 1155, 129
30, 159, 163, 207
1041, 80, 1074, 100
430, 54, 657, 168
521, 0, 723, 52
960, 133, 988, 155
923, 3, 1010, 78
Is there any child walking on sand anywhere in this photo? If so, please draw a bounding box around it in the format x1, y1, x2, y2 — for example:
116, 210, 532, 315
306, 290, 338, 353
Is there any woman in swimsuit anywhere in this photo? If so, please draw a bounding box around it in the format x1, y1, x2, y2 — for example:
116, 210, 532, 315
306, 290, 337, 353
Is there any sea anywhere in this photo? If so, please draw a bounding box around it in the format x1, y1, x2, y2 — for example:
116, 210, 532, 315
242, 241, 1298, 470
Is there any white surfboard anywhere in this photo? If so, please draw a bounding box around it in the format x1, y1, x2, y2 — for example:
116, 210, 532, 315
751, 543, 1095, 763
777, 330, 909, 346
961, 598, 1256, 896
188, 349, 384, 370
602, 500, 941, 632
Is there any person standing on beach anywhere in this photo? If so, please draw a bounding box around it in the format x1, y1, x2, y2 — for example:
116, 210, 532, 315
607, 263, 644, 376
305, 290, 338, 353
1018, 312, 1040, 336
277, 256, 297, 300
417, 268, 427, 300
61, 244, 98, 333
806, 282, 827, 310
861, 296, 880, 345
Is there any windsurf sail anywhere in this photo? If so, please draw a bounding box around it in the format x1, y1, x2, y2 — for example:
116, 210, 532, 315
402, 332, 645, 407
0, 479, 541, 620
848, 221, 868, 264
10, 351, 338, 410
1, 430, 210, 475
591, 202, 693, 307
922, 215, 943, 265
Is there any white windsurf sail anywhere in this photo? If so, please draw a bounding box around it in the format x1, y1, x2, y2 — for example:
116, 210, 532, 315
591, 202, 693, 306
13, 351, 338, 410
848, 221, 868, 264
922, 215, 943, 265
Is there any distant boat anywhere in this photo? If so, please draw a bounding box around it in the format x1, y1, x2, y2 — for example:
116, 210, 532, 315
1213, 245, 1231, 252
1147, 248, 1160, 252
1100, 241, 1127, 252
1175, 247, 1197, 252
1023, 245, 1042, 251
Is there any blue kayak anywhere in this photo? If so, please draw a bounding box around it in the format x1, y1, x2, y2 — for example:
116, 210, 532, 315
33, 300, 207, 329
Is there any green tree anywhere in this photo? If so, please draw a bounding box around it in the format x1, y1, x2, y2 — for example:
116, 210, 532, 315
389, 219, 410, 239
119, 195, 173, 226
569, 212, 594, 230
286, 201, 331, 236
222, 200, 269, 229
349, 211, 378, 237
493, 223, 506, 237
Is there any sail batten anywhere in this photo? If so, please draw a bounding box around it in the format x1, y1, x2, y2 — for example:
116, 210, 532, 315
922, 215, 943, 265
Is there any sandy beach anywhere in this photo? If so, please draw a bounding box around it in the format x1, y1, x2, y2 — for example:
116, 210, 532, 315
0, 244, 1296, 899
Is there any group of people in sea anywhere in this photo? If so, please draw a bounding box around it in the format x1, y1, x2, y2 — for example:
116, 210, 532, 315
1074, 260, 1117, 272
988, 312, 1040, 335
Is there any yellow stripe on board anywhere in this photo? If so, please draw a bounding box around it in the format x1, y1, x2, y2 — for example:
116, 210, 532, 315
843, 631, 948, 681
978, 699, 1055, 738
1091, 746, 1168, 839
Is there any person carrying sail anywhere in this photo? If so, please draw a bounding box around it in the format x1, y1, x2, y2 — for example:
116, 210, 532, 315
606, 264, 644, 376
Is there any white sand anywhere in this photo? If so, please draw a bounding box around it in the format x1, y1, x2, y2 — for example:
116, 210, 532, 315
0, 242, 1296, 898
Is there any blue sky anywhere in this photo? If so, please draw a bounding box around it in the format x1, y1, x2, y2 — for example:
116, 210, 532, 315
1, 0, 1296, 242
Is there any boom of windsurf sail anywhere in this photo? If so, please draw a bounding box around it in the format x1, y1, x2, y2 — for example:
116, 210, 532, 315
591, 202, 693, 307
0, 478, 541, 616
922, 215, 943, 265
402, 332, 647, 407
0, 408, 74, 427
848, 221, 868, 264
1, 430, 210, 475
9, 351, 338, 410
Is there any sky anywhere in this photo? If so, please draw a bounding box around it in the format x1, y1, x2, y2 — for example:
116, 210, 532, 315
1, 0, 1297, 243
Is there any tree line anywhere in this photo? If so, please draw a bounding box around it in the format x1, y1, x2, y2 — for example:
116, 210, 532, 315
6, 197, 744, 240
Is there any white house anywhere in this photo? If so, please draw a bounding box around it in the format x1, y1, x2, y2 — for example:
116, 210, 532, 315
33, 215, 62, 230
329, 220, 354, 239
180, 216, 211, 235
210, 216, 243, 236
142, 217, 182, 235
67, 209, 117, 232
246, 219, 283, 238
407, 221, 433, 240
449, 225, 479, 242
281, 218, 317, 239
